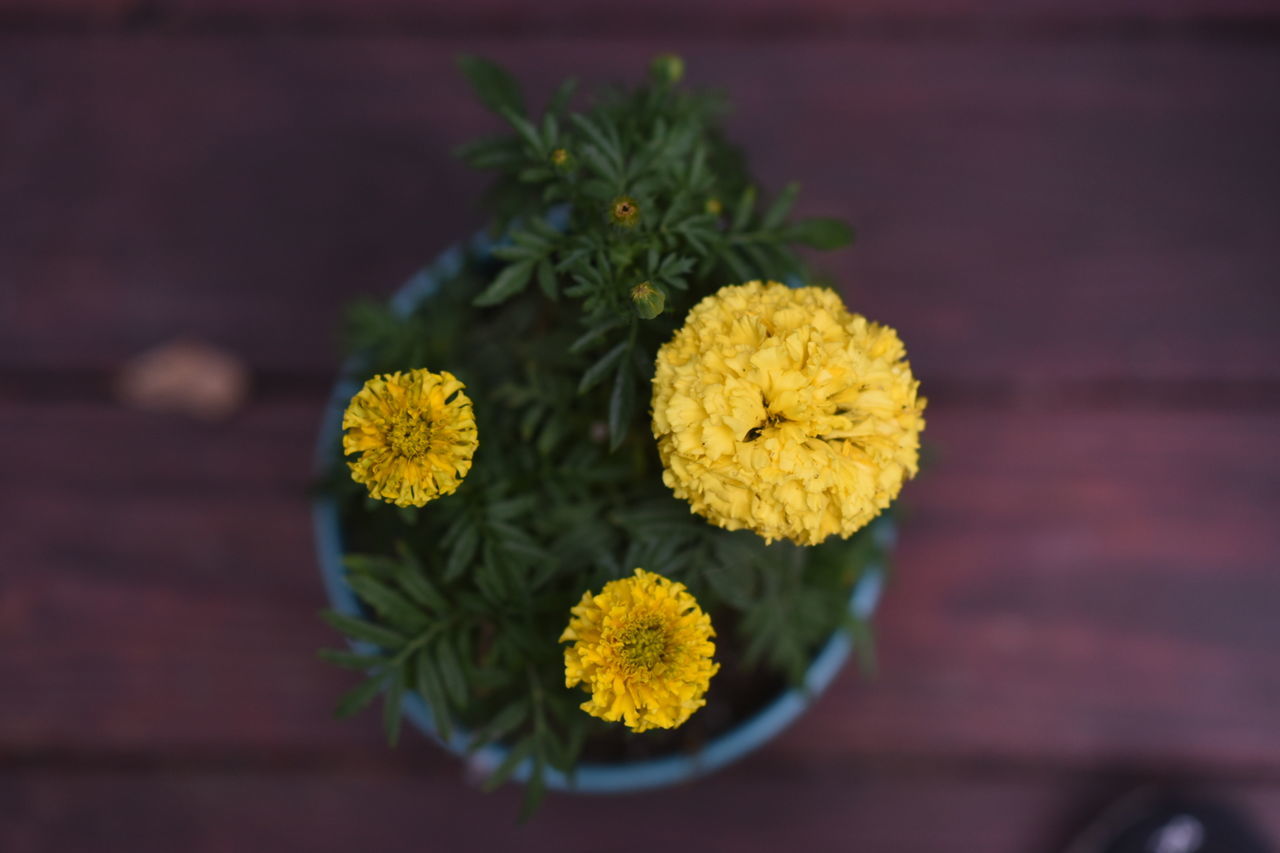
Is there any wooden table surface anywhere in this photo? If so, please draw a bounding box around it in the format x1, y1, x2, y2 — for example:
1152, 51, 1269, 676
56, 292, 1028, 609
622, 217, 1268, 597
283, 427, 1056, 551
3, 1, 1280, 849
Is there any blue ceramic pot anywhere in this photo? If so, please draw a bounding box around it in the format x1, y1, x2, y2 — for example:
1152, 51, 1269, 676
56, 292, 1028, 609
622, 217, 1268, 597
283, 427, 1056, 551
312, 233, 892, 793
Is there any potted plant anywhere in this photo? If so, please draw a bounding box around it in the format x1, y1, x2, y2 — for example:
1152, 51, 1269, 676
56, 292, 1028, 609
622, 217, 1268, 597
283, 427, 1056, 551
313, 54, 925, 816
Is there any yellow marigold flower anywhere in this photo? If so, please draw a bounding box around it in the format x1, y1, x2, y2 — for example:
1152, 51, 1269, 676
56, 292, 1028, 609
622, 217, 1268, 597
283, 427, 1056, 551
341, 368, 478, 508
560, 568, 718, 733
652, 281, 925, 545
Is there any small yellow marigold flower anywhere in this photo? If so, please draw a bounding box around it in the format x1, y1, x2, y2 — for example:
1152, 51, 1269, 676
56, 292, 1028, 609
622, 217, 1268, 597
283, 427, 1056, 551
550, 147, 571, 167
652, 281, 926, 545
560, 568, 718, 733
341, 368, 478, 508
610, 196, 640, 228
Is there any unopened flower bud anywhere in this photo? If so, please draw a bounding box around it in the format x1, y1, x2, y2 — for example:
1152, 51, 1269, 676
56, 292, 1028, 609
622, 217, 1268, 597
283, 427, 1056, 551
630, 281, 665, 319
650, 54, 685, 85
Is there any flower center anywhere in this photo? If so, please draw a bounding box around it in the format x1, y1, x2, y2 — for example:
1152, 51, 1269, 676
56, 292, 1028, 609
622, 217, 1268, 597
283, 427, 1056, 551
618, 616, 670, 672
387, 411, 435, 459
610, 196, 641, 227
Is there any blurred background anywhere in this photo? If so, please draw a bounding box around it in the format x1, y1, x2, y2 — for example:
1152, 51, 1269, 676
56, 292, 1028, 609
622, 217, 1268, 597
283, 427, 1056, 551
2, 0, 1279, 849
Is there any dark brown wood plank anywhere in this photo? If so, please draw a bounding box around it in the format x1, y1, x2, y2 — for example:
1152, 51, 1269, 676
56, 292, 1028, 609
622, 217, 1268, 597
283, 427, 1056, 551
5, 767, 1279, 853
3, 398, 1278, 772
0, 398, 375, 754
0, 768, 1079, 853
784, 406, 1280, 774
4, 0, 1279, 32
3, 37, 1279, 383
0, 0, 133, 26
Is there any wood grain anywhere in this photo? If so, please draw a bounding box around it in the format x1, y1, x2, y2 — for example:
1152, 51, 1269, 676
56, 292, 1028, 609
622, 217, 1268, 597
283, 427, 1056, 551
3, 23, 1279, 847
5, 766, 1280, 853
3, 38, 1279, 384
4, 0, 1279, 33
786, 406, 1280, 775
4, 399, 1277, 773
0, 768, 1104, 853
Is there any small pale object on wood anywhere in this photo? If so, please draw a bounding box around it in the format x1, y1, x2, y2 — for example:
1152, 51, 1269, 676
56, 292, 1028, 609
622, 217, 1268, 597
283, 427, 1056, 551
116, 338, 250, 420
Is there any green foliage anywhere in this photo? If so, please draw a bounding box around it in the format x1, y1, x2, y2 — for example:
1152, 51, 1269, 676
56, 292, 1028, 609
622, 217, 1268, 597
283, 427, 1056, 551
451, 53, 853, 450
321, 55, 879, 818
457, 55, 526, 119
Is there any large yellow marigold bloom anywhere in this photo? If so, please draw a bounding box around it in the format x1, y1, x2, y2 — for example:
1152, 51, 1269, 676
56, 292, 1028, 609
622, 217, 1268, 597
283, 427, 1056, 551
341, 368, 478, 508
560, 569, 718, 733
652, 281, 925, 545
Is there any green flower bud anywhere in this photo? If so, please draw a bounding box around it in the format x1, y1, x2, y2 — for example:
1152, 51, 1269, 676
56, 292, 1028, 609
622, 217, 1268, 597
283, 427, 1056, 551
650, 54, 684, 86
631, 281, 665, 319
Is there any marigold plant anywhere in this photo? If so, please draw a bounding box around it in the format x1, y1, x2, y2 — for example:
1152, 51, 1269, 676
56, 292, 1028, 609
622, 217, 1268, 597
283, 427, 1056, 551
318, 54, 922, 818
